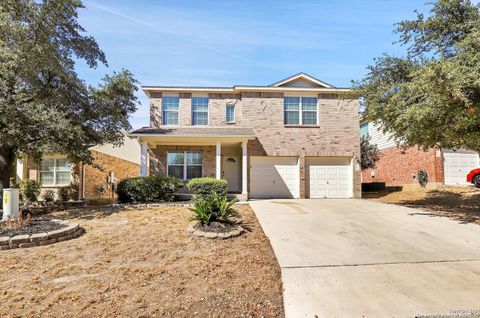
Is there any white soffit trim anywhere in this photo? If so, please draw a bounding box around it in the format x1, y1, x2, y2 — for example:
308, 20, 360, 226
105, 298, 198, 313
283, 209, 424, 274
270, 72, 334, 88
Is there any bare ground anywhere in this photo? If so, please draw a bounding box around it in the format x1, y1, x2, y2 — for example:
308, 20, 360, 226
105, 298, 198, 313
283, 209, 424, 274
0, 205, 284, 317
375, 186, 480, 225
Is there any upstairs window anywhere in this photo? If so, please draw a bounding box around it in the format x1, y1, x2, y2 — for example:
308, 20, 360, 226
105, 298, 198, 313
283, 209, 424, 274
167, 151, 203, 180
192, 97, 209, 125
226, 104, 235, 123
162, 96, 179, 125
284, 97, 318, 125
39, 158, 71, 186
360, 123, 369, 137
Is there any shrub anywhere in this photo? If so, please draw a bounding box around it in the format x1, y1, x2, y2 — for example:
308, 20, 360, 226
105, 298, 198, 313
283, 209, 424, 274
58, 186, 70, 201
116, 176, 181, 203
187, 177, 228, 201
43, 190, 55, 202
189, 200, 213, 225
190, 192, 238, 225
20, 180, 41, 204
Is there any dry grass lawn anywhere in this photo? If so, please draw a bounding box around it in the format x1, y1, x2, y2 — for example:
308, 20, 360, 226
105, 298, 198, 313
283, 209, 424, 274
0, 204, 284, 317
376, 186, 480, 225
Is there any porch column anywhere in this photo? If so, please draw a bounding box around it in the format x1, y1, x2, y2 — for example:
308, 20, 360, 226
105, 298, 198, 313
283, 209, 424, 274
241, 141, 248, 195
140, 141, 148, 177
216, 142, 221, 179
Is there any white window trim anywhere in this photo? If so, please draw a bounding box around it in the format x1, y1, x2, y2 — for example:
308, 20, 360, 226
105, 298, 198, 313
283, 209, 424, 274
162, 95, 180, 126
191, 97, 209, 126
39, 157, 71, 187
226, 103, 235, 123
284, 96, 319, 126
167, 151, 203, 180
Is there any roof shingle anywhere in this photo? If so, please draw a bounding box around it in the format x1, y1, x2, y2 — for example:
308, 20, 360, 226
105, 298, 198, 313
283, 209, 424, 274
130, 127, 255, 137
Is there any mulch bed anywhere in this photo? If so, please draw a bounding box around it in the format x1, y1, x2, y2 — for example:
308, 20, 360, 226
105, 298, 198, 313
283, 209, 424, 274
0, 216, 67, 237
193, 221, 239, 233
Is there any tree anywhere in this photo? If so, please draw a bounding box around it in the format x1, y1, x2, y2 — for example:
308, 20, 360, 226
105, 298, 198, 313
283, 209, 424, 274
360, 135, 380, 171
354, 0, 480, 153
0, 0, 138, 188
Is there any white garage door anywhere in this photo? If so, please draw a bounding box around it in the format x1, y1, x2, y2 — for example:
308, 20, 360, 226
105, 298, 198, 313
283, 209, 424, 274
307, 157, 352, 198
443, 150, 479, 186
250, 157, 299, 199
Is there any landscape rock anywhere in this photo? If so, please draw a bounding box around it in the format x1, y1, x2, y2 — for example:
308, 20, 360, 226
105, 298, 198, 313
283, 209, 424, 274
10, 235, 30, 245
0, 237, 10, 246
204, 232, 218, 239
30, 232, 49, 242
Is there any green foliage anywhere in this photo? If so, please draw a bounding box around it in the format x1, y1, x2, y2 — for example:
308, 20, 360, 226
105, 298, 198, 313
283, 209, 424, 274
213, 194, 238, 221
20, 180, 40, 204
360, 135, 380, 171
189, 192, 238, 225
189, 200, 213, 225
187, 178, 228, 201
58, 187, 70, 202
116, 176, 181, 203
43, 190, 55, 203
0, 0, 138, 187
354, 0, 480, 152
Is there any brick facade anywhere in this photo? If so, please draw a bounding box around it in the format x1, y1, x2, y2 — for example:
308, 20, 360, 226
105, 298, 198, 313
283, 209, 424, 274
150, 145, 216, 178
24, 150, 140, 200
147, 89, 361, 198
81, 150, 140, 199
361, 146, 444, 186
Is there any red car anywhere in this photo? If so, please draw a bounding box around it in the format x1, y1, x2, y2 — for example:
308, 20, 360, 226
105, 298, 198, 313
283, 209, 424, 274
467, 168, 480, 188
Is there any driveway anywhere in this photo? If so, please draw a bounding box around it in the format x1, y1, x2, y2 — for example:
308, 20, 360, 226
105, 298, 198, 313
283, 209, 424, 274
250, 199, 480, 318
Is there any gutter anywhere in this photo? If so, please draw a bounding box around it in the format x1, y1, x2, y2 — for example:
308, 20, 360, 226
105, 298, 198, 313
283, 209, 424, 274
141, 86, 352, 95
128, 134, 256, 139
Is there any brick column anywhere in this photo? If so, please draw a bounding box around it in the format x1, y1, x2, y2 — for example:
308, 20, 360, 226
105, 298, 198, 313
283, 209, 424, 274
299, 151, 306, 199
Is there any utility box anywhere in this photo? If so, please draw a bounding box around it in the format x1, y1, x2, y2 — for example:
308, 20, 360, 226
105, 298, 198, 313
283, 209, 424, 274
2, 188, 19, 220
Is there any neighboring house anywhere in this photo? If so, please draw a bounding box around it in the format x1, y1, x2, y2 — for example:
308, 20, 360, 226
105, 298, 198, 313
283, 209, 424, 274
360, 120, 480, 188
129, 73, 361, 199
16, 135, 141, 200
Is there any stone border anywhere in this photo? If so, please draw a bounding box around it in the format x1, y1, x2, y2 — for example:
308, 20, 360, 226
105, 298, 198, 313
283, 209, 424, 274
111, 202, 193, 209
0, 223, 84, 251
187, 222, 245, 239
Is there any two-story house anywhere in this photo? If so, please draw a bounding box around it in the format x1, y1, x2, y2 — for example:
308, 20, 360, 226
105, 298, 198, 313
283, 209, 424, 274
130, 73, 361, 200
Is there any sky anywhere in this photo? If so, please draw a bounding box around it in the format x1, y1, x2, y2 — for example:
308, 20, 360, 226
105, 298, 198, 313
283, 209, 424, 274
75, 0, 435, 129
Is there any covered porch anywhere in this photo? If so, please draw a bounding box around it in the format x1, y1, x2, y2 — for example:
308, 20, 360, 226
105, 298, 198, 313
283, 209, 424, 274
129, 127, 256, 200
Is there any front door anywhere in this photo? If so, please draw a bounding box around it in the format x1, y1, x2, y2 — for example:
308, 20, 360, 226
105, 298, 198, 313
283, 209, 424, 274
222, 155, 240, 192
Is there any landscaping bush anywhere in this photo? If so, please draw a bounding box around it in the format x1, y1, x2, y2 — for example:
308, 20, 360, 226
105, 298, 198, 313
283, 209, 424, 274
43, 190, 55, 202
187, 177, 228, 201
20, 180, 40, 204
190, 192, 238, 225
58, 186, 70, 201
116, 176, 181, 203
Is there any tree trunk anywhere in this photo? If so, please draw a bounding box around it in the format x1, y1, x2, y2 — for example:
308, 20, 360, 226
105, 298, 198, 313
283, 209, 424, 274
0, 147, 16, 188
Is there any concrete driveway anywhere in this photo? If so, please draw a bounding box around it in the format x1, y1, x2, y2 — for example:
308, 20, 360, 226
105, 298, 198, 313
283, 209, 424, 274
250, 199, 480, 318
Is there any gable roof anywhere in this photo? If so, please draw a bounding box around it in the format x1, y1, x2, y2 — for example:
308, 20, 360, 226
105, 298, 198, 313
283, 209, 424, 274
269, 72, 334, 88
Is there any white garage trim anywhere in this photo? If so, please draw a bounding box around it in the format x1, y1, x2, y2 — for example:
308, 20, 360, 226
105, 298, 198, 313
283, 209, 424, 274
306, 157, 353, 198
250, 156, 300, 199
443, 150, 479, 186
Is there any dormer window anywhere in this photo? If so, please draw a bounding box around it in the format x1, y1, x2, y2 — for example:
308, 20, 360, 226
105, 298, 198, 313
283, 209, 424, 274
284, 97, 318, 126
